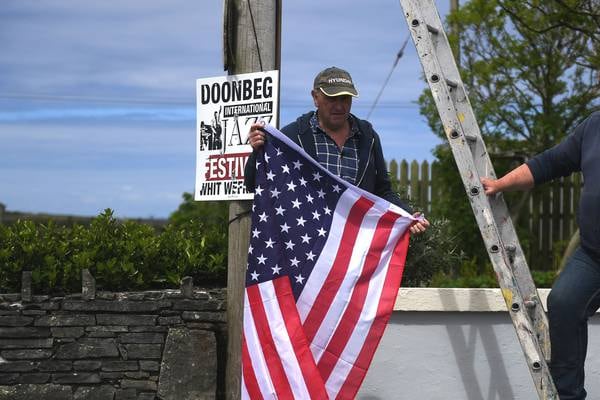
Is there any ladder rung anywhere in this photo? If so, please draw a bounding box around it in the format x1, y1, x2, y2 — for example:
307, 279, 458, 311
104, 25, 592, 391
524, 300, 537, 309
465, 134, 477, 143
446, 78, 458, 88
426, 24, 439, 35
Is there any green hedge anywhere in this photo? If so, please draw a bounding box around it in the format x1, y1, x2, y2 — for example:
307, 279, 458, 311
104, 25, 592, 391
0, 209, 226, 294
1, 202, 553, 294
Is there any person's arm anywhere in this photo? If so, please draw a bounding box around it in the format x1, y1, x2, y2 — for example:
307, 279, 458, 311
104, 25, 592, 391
481, 164, 535, 195
243, 122, 267, 192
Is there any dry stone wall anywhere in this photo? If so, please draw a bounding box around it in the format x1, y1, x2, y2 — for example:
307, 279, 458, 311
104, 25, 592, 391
0, 282, 226, 400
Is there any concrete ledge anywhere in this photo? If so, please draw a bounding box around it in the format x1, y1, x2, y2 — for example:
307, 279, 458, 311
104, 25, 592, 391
394, 287, 551, 312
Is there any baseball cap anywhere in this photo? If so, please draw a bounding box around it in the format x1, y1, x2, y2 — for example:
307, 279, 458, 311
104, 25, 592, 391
313, 66, 359, 97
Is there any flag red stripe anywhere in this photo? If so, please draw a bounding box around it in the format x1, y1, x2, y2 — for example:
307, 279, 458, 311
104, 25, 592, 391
241, 334, 264, 400
317, 211, 399, 381
336, 231, 410, 400
273, 278, 330, 400
302, 196, 374, 342
246, 284, 295, 399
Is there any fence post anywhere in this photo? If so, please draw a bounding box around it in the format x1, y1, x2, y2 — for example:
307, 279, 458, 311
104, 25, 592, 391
410, 160, 420, 206
400, 160, 409, 193
389, 159, 398, 186
420, 160, 430, 213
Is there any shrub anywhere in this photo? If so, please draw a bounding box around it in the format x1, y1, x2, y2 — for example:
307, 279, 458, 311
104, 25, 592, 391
0, 209, 227, 294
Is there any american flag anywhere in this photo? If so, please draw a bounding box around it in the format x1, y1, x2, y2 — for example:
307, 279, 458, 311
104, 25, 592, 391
242, 124, 414, 399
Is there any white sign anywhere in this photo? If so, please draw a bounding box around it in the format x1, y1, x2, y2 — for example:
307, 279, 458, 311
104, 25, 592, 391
195, 70, 279, 201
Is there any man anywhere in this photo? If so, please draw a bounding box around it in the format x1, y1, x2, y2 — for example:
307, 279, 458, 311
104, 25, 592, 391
481, 111, 600, 400
244, 66, 429, 235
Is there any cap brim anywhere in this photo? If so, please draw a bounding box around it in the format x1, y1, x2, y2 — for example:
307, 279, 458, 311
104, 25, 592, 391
319, 87, 358, 97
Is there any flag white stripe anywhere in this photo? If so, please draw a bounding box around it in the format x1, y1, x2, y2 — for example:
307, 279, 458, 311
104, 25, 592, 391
258, 281, 313, 400
325, 217, 412, 395
309, 205, 382, 363
241, 376, 250, 400
297, 189, 360, 322
243, 292, 277, 399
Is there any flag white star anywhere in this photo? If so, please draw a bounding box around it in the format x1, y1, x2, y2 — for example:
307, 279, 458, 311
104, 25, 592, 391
251, 271, 260, 281
313, 171, 322, 181
286, 181, 297, 192
317, 227, 327, 237
265, 238, 275, 248
266, 171, 276, 181
296, 216, 306, 226
281, 164, 290, 174
295, 274, 305, 284
256, 161, 261, 170
275, 147, 283, 156
270, 188, 281, 198
312, 210, 321, 220
285, 240, 295, 250
306, 194, 314, 203
252, 204, 256, 212
332, 184, 342, 193
300, 233, 312, 244
306, 251, 316, 261
248, 245, 254, 254
292, 199, 302, 209
290, 257, 300, 267
257, 254, 267, 264
317, 189, 326, 198
259, 212, 268, 222
254, 185, 264, 196
252, 228, 261, 238
280, 223, 290, 233
272, 264, 282, 274
299, 177, 307, 186
275, 206, 286, 216
323, 206, 332, 215
293, 160, 303, 170
264, 153, 270, 163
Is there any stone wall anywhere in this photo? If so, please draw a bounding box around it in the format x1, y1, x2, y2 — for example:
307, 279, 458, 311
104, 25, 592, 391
0, 280, 227, 400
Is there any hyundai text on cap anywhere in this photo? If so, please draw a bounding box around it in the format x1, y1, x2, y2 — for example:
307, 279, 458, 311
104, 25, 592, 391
313, 67, 359, 97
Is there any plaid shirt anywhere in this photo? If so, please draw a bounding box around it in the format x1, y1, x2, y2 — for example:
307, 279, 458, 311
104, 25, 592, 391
309, 112, 360, 185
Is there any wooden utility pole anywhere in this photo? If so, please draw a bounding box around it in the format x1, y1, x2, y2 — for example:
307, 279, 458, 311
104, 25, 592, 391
222, 1, 281, 399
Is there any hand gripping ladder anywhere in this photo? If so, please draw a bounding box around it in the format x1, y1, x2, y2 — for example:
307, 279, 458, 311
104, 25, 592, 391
398, 0, 557, 398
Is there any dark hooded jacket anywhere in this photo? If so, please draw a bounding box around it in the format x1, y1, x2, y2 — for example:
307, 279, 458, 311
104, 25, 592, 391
526, 111, 600, 263
244, 111, 411, 212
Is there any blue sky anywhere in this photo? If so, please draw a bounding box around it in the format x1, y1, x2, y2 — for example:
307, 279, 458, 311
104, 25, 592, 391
0, 1, 449, 218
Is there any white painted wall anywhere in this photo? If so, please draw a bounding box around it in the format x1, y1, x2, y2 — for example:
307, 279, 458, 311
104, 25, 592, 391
358, 288, 600, 400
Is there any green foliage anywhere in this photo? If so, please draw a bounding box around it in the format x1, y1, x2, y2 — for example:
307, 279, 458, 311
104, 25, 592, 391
403, 218, 465, 287
418, 0, 600, 275
0, 208, 227, 294
388, 182, 465, 287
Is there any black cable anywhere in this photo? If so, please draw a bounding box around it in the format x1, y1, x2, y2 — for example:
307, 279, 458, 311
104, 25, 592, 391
229, 210, 252, 225
246, 0, 264, 71
366, 36, 410, 121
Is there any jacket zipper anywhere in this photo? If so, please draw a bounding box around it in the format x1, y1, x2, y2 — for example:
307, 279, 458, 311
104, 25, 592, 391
356, 137, 374, 187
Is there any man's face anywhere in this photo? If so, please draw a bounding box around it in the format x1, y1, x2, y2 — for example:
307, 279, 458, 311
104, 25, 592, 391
312, 90, 352, 131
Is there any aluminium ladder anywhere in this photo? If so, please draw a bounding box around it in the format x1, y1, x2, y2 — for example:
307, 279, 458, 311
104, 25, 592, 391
398, 0, 557, 398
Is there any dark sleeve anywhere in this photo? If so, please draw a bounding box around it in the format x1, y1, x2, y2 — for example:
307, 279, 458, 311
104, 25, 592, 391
525, 116, 587, 185
372, 132, 413, 213
243, 150, 258, 193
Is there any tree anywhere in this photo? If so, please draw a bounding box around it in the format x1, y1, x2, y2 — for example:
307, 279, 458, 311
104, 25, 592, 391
419, 0, 600, 272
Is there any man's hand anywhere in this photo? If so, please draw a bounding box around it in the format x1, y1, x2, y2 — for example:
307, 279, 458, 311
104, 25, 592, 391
248, 121, 266, 151
409, 212, 430, 235
481, 177, 502, 195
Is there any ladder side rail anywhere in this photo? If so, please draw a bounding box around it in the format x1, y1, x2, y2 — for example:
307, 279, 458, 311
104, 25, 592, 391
399, 0, 557, 398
